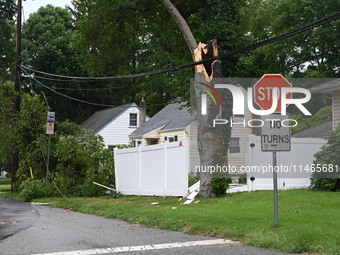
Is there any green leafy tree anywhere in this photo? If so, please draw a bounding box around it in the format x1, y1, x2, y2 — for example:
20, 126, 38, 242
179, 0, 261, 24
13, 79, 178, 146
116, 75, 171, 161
291, 106, 332, 134
0, 81, 114, 197
310, 126, 340, 191
0, 81, 17, 165
53, 130, 114, 196
238, 0, 340, 77
16, 115, 115, 197
71, 0, 194, 114
0, 0, 16, 79
22, 5, 90, 122
72, 0, 245, 197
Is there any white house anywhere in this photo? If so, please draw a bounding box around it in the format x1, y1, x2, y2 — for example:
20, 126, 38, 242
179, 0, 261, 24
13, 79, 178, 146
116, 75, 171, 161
129, 89, 254, 176
81, 102, 148, 150
310, 78, 340, 130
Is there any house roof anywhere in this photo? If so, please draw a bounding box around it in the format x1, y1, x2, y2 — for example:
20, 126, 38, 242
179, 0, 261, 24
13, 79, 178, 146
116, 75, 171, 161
81, 103, 137, 133
130, 103, 195, 139
309, 79, 340, 93
293, 121, 332, 138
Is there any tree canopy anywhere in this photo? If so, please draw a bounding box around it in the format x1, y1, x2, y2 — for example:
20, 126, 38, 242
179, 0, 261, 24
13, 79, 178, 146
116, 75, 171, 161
22, 5, 90, 122
16, 0, 339, 124
0, 0, 16, 79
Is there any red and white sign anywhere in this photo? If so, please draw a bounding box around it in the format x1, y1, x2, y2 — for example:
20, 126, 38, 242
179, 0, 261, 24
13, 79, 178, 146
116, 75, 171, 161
254, 74, 292, 113
46, 112, 55, 135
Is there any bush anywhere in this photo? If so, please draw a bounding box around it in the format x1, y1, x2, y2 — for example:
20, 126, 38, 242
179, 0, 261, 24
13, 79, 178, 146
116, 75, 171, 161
188, 175, 200, 187
310, 126, 340, 191
18, 179, 47, 202
310, 178, 340, 191
211, 177, 231, 196
54, 130, 115, 197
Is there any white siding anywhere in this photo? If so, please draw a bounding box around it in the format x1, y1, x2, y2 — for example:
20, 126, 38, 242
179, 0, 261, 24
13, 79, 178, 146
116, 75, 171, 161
97, 107, 140, 147
229, 90, 253, 173
159, 130, 185, 144
333, 91, 340, 130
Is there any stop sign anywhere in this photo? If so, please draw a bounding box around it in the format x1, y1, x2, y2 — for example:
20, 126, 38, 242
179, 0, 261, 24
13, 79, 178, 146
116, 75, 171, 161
254, 74, 292, 113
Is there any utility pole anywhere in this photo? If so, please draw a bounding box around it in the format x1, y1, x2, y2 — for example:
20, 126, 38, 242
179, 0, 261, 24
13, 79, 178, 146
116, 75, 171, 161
12, 0, 22, 192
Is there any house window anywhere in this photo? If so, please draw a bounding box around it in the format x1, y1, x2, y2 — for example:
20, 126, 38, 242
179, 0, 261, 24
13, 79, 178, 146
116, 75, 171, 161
148, 138, 158, 145
229, 137, 241, 154
129, 113, 137, 126
134, 140, 141, 147
108, 145, 116, 151
165, 136, 178, 143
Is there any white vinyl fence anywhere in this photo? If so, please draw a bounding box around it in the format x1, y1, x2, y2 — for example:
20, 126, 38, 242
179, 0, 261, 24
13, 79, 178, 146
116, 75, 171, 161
246, 135, 326, 191
114, 142, 188, 197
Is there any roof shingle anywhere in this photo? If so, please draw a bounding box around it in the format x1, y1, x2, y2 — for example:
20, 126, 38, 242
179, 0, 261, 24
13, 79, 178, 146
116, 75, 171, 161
81, 103, 136, 133
130, 103, 195, 138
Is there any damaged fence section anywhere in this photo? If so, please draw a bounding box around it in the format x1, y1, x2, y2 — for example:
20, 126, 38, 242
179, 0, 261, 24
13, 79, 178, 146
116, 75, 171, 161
114, 142, 188, 197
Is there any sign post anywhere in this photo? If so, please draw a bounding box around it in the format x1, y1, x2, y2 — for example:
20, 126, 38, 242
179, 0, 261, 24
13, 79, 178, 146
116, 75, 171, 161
261, 115, 291, 226
46, 112, 55, 186
255, 74, 292, 227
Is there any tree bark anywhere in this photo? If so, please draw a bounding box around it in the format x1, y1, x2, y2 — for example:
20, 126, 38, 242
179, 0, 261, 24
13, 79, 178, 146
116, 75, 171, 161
161, 1, 229, 198
160, 0, 197, 57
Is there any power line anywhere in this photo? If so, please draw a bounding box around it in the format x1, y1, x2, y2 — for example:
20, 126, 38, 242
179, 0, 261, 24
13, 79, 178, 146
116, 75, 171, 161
28, 46, 339, 91
20, 11, 340, 81
30, 75, 156, 90
21, 68, 189, 108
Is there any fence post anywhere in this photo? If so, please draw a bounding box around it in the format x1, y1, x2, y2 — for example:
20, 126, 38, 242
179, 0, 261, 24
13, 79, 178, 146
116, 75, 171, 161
138, 145, 142, 196
163, 142, 168, 196
184, 132, 189, 194
114, 148, 119, 192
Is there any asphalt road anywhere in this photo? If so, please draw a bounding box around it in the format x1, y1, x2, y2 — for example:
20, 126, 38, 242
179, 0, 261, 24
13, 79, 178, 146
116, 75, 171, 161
0, 197, 298, 255
0, 197, 39, 241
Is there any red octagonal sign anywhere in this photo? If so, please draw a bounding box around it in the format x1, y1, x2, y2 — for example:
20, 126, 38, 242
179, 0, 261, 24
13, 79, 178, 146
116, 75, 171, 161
254, 74, 292, 113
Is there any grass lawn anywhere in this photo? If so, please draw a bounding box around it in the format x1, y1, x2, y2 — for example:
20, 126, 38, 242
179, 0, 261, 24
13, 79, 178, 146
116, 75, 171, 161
0, 184, 11, 191
25, 189, 339, 255
0, 178, 11, 185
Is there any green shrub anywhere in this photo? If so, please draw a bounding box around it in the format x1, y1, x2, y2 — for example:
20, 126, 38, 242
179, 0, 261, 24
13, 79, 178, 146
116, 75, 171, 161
211, 177, 231, 196
188, 175, 200, 187
310, 178, 340, 191
18, 179, 47, 202
238, 174, 247, 184
54, 130, 115, 197
310, 126, 340, 191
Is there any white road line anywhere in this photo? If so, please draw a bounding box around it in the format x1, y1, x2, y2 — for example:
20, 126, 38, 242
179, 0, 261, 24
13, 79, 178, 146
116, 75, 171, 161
32, 239, 241, 255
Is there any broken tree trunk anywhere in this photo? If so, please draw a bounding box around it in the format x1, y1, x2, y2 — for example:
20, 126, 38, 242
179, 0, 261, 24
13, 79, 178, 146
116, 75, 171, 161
194, 40, 230, 198
161, 0, 231, 198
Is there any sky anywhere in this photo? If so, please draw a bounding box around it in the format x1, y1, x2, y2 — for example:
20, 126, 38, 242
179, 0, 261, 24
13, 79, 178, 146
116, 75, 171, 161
22, 0, 72, 20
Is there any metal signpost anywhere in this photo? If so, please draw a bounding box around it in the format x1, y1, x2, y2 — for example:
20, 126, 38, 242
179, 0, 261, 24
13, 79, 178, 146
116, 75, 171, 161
46, 112, 55, 186
255, 74, 293, 227
261, 115, 291, 226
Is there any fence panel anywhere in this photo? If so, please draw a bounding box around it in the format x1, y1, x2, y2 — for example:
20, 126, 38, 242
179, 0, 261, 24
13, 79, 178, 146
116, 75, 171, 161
114, 142, 188, 197
246, 135, 326, 190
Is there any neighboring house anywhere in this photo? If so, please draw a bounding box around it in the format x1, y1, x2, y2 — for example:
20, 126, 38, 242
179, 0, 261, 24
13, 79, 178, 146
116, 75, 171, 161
130, 87, 253, 174
81, 102, 148, 150
129, 103, 196, 146
293, 121, 332, 138
129, 103, 199, 169
310, 78, 340, 130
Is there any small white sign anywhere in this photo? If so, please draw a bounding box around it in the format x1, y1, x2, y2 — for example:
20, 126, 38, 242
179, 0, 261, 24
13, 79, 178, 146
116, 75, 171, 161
261, 115, 291, 151
46, 112, 55, 135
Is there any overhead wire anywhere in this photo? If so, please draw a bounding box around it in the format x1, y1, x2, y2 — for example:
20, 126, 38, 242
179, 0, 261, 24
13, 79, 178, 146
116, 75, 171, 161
20, 11, 340, 82
19, 11, 340, 108
21, 10, 81, 205
21, 67, 191, 108
29, 45, 340, 92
